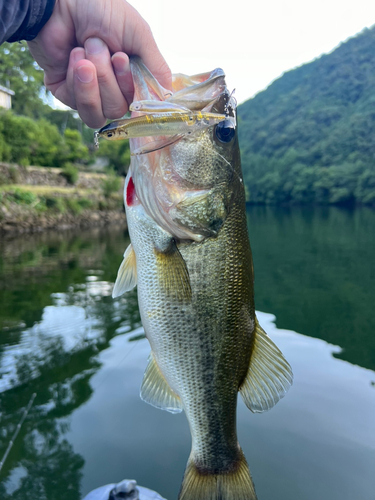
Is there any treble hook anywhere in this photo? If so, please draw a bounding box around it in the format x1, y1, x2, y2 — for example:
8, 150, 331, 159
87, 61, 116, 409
224, 89, 237, 117
94, 130, 100, 149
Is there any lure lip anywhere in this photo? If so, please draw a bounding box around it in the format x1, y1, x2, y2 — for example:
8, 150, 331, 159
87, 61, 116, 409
98, 119, 126, 135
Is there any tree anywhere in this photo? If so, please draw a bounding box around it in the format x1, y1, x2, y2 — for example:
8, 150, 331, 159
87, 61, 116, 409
0, 111, 90, 167
0, 42, 50, 117
96, 139, 131, 176
0, 111, 38, 165
62, 129, 90, 164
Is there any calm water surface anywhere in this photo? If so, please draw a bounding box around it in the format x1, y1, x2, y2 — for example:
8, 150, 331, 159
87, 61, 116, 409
0, 207, 374, 500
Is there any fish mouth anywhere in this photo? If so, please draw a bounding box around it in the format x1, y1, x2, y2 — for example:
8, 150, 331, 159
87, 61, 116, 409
130, 56, 227, 114
96, 60, 230, 146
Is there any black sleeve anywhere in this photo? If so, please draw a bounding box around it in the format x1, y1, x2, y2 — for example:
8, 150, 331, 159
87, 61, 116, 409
0, 0, 56, 44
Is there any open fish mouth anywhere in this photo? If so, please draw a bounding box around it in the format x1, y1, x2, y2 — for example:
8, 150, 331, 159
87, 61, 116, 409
95, 58, 235, 151
96, 58, 238, 242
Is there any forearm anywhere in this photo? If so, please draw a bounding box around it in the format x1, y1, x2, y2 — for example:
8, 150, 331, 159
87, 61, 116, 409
0, 0, 55, 44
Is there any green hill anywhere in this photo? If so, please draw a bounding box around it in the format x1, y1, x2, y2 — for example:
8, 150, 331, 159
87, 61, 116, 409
238, 26, 375, 205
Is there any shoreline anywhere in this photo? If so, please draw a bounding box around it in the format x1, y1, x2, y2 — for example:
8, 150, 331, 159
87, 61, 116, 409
0, 163, 126, 236
0, 209, 127, 237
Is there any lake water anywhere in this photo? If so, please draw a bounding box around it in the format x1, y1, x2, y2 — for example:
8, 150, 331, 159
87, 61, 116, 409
0, 206, 374, 500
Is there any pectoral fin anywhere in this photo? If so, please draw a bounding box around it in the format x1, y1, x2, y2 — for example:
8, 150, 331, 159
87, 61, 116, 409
154, 240, 192, 302
112, 244, 137, 298
239, 319, 293, 413
140, 353, 183, 414
170, 187, 228, 237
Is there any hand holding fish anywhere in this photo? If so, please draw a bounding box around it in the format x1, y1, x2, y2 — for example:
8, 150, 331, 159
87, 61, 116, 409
27, 0, 171, 128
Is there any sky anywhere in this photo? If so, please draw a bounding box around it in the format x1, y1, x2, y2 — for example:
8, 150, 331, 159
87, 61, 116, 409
129, 0, 375, 104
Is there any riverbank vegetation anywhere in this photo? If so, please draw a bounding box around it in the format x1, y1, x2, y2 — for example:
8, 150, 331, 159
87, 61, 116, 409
0, 41, 128, 232
0, 164, 125, 234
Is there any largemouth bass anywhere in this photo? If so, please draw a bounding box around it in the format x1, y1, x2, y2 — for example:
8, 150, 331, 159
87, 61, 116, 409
99, 58, 293, 500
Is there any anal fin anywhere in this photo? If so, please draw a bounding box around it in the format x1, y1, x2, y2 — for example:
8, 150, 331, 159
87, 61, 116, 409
140, 353, 183, 414
240, 318, 293, 413
112, 244, 137, 298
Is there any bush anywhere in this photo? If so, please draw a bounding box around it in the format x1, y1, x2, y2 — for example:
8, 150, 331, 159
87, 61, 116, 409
96, 139, 130, 176
45, 196, 66, 213
8, 166, 19, 183
0, 119, 11, 161
30, 119, 64, 167
63, 129, 90, 164
61, 163, 79, 185
0, 111, 37, 165
8, 188, 37, 205
0, 111, 90, 168
65, 198, 83, 214
77, 198, 93, 209
102, 169, 122, 198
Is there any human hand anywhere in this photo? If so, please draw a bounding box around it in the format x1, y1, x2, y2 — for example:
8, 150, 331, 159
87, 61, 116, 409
27, 0, 171, 128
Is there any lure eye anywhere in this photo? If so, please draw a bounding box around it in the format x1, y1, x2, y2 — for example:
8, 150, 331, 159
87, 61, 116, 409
215, 120, 235, 143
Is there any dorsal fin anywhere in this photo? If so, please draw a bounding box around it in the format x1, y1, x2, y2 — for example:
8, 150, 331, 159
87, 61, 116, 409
239, 318, 293, 413
140, 353, 183, 414
112, 244, 137, 298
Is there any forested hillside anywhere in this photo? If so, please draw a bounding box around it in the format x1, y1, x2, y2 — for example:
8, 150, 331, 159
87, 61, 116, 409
238, 26, 375, 205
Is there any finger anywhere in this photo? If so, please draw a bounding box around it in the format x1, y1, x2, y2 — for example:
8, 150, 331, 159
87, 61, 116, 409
134, 23, 172, 92
74, 60, 106, 129
111, 52, 134, 106
66, 47, 86, 110
120, 4, 172, 91
45, 48, 86, 110
84, 37, 128, 119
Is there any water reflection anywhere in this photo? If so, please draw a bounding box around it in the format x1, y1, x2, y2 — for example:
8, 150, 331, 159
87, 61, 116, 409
247, 206, 375, 371
0, 225, 140, 500
0, 209, 374, 500
64, 313, 375, 500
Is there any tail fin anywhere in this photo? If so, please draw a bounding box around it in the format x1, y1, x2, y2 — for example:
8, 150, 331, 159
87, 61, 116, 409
179, 449, 257, 500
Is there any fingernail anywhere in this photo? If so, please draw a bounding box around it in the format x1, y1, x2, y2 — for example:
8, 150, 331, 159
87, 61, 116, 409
72, 48, 84, 64
76, 65, 93, 83
112, 57, 129, 76
85, 37, 105, 55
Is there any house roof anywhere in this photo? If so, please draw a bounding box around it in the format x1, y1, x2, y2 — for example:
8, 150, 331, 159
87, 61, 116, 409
0, 85, 15, 96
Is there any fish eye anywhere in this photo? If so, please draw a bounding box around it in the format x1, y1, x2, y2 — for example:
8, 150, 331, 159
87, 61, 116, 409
215, 120, 235, 143
107, 132, 113, 138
